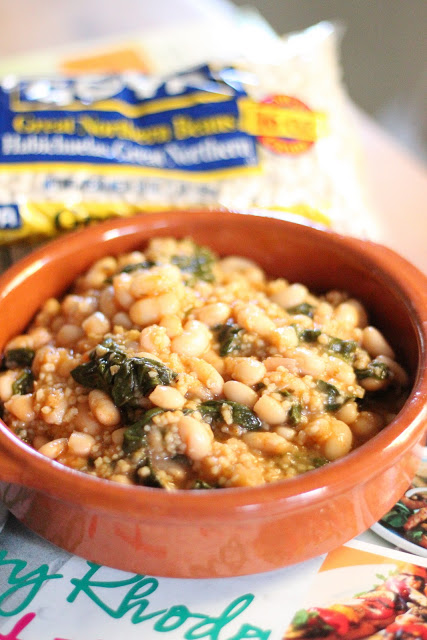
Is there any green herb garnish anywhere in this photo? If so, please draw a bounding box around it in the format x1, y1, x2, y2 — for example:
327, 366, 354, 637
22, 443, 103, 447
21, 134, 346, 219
199, 400, 262, 431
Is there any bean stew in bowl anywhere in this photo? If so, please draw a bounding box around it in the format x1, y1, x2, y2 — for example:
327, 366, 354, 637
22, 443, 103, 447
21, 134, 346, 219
0, 210, 426, 577
0, 236, 410, 490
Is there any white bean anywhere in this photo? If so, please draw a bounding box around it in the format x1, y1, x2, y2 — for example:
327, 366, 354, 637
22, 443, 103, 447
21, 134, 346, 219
171, 321, 211, 357
149, 385, 185, 410
185, 358, 224, 395
129, 293, 179, 327
335, 401, 358, 425
129, 265, 181, 297
177, 416, 213, 460
293, 347, 326, 377
88, 390, 121, 427
243, 431, 291, 455
113, 273, 134, 309
231, 358, 266, 386
322, 419, 353, 460
269, 326, 299, 351
362, 326, 395, 359
254, 395, 287, 425
196, 303, 230, 327
74, 403, 102, 435
56, 323, 84, 346
38, 438, 67, 460
271, 283, 308, 309
346, 299, 368, 328
68, 432, 95, 456
236, 304, 275, 338
4, 394, 35, 422
0, 371, 19, 402
82, 312, 110, 338
351, 411, 383, 440
263, 356, 298, 374
223, 381, 258, 407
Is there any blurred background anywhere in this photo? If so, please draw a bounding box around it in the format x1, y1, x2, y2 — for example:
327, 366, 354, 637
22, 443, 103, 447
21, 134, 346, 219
1, 0, 426, 162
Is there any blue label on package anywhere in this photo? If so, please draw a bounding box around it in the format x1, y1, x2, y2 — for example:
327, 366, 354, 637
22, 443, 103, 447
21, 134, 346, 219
0, 204, 21, 229
0, 67, 258, 173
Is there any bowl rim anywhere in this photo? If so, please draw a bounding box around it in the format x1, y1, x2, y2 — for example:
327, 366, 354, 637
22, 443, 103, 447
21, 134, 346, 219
0, 209, 426, 520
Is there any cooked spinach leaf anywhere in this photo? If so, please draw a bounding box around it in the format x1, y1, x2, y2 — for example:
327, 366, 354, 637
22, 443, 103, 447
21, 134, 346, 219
287, 303, 315, 318
297, 328, 321, 343
105, 260, 156, 283
312, 457, 329, 468
355, 360, 390, 381
214, 322, 244, 356
71, 338, 177, 421
278, 389, 292, 398
4, 348, 35, 369
327, 337, 357, 362
171, 244, 215, 283
12, 370, 34, 395
288, 403, 302, 425
192, 480, 218, 490
199, 400, 262, 431
123, 407, 165, 454
316, 380, 348, 412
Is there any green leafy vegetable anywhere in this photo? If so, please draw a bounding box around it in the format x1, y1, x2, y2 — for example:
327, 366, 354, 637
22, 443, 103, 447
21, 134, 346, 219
407, 529, 424, 541
380, 502, 412, 529
278, 389, 292, 398
214, 322, 244, 356
199, 400, 262, 431
171, 244, 216, 283
312, 457, 329, 468
291, 609, 324, 630
3, 348, 35, 369
105, 260, 156, 283
316, 380, 349, 412
327, 337, 357, 362
287, 303, 315, 318
288, 403, 302, 425
71, 338, 177, 421
123, 407, 165, 454
192, 480, 218, 490
355, 360, 391, 381
297, 328, 321, 343
12, 370, 34, 395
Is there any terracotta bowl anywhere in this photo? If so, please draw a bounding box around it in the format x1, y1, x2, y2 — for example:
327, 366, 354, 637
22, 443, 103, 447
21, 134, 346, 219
0, 210, 426, 578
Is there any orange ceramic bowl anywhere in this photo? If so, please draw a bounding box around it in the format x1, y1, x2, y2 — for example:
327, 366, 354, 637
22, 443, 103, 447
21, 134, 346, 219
0, 210, 426, 578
